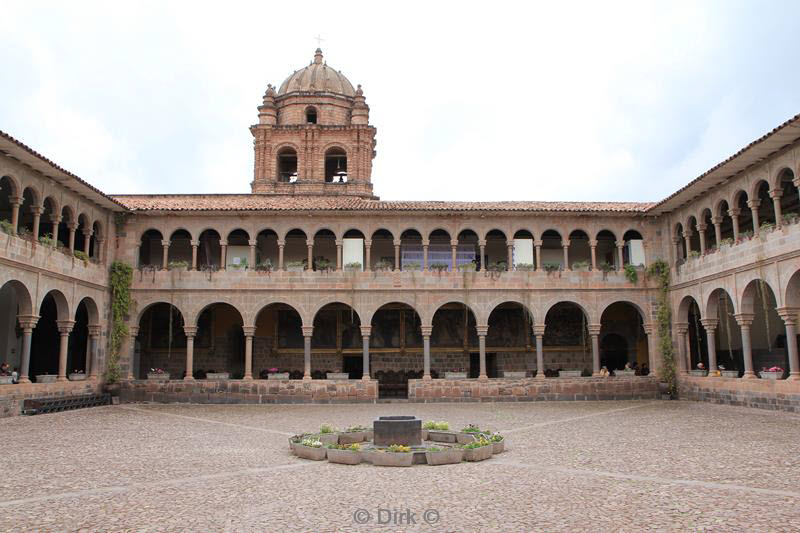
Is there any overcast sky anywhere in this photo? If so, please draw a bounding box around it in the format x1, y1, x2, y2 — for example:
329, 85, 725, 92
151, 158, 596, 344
2, 1, 799, 202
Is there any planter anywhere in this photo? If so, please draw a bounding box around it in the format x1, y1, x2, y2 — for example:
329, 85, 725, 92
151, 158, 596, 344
689, 370, 708, 377
326, 448, 362, 465
205, 372, 230, 380
457, 264, 476, 272
147, 373, 170, 381
36, 375, 57, 384
615, 370, 636, 377
338, 431, 367, 444
759, 371, 783, 380
462, 444, 493, 462
104, 382, 121, 398
267, 373, 290, 380
425, 448, 463, 465
370, 451, 414, 467
720, 370, 740, 378
294, 444, 327, 461
318, 433, 339, 445
558, 370, 582, 378
500, 371, 526, 379
326, 373, 350, 380
0, 376, 13, 385
427, 430, 457, 443
491, 440, 505, 454
421, 429, 428, 441
444, 372, 467, 380
68, 373, 87, 381
286, 265, 305, 272
456, 432, 477, 445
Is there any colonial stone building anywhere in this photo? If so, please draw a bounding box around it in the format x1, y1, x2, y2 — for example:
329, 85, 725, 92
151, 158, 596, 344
1, 49, 799, 415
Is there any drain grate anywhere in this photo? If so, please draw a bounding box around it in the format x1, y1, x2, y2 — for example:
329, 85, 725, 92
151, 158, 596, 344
23, 394, 111, 415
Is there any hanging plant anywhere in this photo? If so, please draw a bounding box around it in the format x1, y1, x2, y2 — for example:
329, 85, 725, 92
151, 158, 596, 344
623, 264, 638, 284
646, 259, 677, 397
105, 261, 133, 384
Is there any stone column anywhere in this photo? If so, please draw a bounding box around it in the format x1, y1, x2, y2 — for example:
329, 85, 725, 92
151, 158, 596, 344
422, 240, 429, 271
747, 200, 760, 230
729, 208, 740, 240
451, 239, 458, 271
336, 240, 343, 271
534, 324, 545, 379
134, 243, 141, 269
306, 239, 313, 271
242, 326, 255, 380
67, 222, 77, 253
393, 239, 401, 271
361, 325, 371, 379
421, 326, 432, 379
88, 325, 102, 379
776, 308, 799, 380
615, 240, 625, 270
9, 197, 21, 235
562, 240, 570, 271
589, 240, 598, 271
643, 323, 658, 378
734, 314, 756, 378
674, 322, 689, 374
478, 240, 486, 272
126, 326, 139, 379
711, 216, 723, 245
17, 315, 38, 383
96, 238, 105, 264
697, 225, 707, 255
278, 240, 285, 271
770, 188, 783, 227
31, 206, 42, 241
248, 240, 257, 269
82, 230, 92, 255
190, 241, 198, 270
302, 326, 313, 379
682, 230, 692, 256
700, 318, 719, 375
56, 320, 75, 381
220, 240, 228, 270
589, 324, 601, 375
477, 325, 488, 380
534, 239, 543, 271
184, 326, 196, 380
364, 240, 372, 272
672, 237, 682, 265
507, 243, 513, 271
161, 240, 169, 270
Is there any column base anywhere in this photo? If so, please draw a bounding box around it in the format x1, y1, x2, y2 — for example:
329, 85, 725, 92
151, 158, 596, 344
786, 373, 800, 381
183, 376, 195, 381
17, 377, 30, 384
56, 376, 68, 382
361, 375, 371, 381
741, 372, 757, 379
242, 376, 253, 381
303, 375, 311, 381
478, 374, 489, 381
422, 374, 432, 381
707, 371, 720, 378
535, 373, 546, 380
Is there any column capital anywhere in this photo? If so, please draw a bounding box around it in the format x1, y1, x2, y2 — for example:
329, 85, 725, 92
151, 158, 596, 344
671, 236, 681, 245
776, 307, 800, 324
674, 321, 689, 334
56, 320, 75, 334
29, 205, 43, 216
476, 325, 489, 336
8, 196, 22, 207
769, 188, 784, 199
699, 318, 719, 331
81, 228, 94, 237
364, 240, 372, 247
360, 325, 372, 337
277, 239, 285, 247
420, 325, 432, 336
248, 240, 257, 247
746, 199, 761, 209
242, 325, 257, 336
615, 240, 625, 248
17, 314, 39, 330
533, 324, 546, 336
336, 239, 344, 246
160, 240, 169, 247
190, 240, 199, 247
128, 325, 140, 337
587, 324, 601, 336
728, 208, 741, 217
219, 240, 228, 247
305, 239, 313, 247
711, 216, 723, 225
183, 326, 197, 337
392, 239, 401, 247
422, 239, 430, 247
695, 224, 707, 232
478, 239, 487, 247
734, 313, 755, 327
562, 240, 571, 248
589, 239, 598, 248
642, 323, 656, 335
682, 230, 693, 239
67, 221, 78, 231
450, 239, 459, 247
302, 325, 314, 337
87, 324, 102, 337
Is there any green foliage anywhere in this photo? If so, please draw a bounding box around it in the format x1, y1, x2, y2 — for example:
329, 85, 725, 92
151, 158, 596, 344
387, 444, 411, 453
0, 219, 13, 235
345, 424, 368, 432
73, 250, 89, 263
429, 262, 449, 272
374, 259, 393, 270
623, 264, 638, 284
104, 261, 133, 384
314, 258, 331, 270
720, 237, 734, 247
571, 260, 590, 270
344, 262, 362, 270
285, 260, 305, 268
461, 437, 491, 449
688, 250, 700, 258
782, 212, 798, 224
646, 259, 677, 396
457, 263, 476, 272
514, 263, 534, 271
543, 262, 561, 273
167, 260, 189, 270
38, 233, 55, 247
759, 221, 775, 232
422, 420, 449, 430
326, 442, 361, 451
599, 262, 615, 273
403, 262, 420, 271
461, 424, 482, 433
319, 423, 337, 434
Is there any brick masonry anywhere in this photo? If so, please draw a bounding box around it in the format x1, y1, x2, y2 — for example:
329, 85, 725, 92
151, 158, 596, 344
678, 375, 800, 412
0, 381, 101, 417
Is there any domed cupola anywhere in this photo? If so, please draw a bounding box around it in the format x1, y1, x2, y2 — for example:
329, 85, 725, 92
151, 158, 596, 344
277, 48, 356, 97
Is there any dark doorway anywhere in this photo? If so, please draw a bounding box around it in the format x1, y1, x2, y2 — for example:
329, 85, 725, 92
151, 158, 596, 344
343, 355, 363, 379
469, 352, 497, 378
600, 333, 628, 371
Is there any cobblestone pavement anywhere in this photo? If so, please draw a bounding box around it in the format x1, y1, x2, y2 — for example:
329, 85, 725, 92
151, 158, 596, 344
2, 400, 799, 531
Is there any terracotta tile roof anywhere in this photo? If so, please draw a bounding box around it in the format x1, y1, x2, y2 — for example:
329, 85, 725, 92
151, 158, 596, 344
111, 194, 654, 213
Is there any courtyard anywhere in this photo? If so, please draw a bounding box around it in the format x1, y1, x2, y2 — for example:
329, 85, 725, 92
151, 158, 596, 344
1, 401, 799, 531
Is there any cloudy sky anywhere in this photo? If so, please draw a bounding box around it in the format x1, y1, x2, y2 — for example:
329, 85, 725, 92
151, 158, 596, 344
2, 1, 799, 202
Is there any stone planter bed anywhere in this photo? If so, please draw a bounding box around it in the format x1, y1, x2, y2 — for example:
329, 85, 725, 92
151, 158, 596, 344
294, 444, 327, 461
501, 371, 526, 379
267, 373, 289, 380
759, 371, 783, 380
689, 370, 708, 377
425, 448, 463, 465
147, 373, 170, 381
36, 375, 57, 384
0, 376, 13, 385
205, 372, 230, 380
369, 450, 414, 467
558, 370, 582, 378
68, 373, 87, 381
720, 370, 740, 378
326, 447, 362, 465
462, 443, 493, 462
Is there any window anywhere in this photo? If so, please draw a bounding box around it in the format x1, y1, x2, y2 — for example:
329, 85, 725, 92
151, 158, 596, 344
277, 148, 298, 183
306, 107, 317, 124
324, 148, 347, 183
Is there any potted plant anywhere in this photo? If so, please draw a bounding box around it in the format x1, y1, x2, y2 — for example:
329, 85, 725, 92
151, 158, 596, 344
429, 262, 449, 273
402, 262, 421, 271
147, 368, 170, 381
339, 424, 369, 444
295, 437, 327, 460
543, 262, 561, 274
344, 261, 362, 272
73, 250, 90, 265
720, 237, 734, 247
314, 258, 331, 272
460, 437, 493, 462
759, 366, 784, 380
36, 373, 57, 384
487, 432, 505, 454
326, 443, 362, 465
374, 259, 393, 271
457, 424, 481, 444
718, 365, 739, 378
571, 260, 590, 272
317, 424, 339, 445
501, 371, 526, 378
558, 369, 582, 377
167, 260, 188, 271
425, 421, 456, 443
515, 263, 535, 272
285, 260, 305, 272
326, 372, 350, 380
68, 369, 87, 381
690, 362, 708, 377
444, 369, 467, 379
457, 262, 476, 272
623, 264, 638, 283
205, 371, 230, 380
370, 444, 414, 467
425, 446, 463, 465
255, 260, 272, 273
0, 219, 13, 235
267, 367, 289, 380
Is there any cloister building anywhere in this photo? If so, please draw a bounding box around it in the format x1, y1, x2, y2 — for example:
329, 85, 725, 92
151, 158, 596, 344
1, 48, 799, 415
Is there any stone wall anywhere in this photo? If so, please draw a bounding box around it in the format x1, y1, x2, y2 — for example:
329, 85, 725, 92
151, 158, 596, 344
0, 381, 101, 418
678, 375, 800, 412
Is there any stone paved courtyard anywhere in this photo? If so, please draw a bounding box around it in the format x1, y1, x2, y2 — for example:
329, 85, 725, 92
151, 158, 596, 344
2, 400, 799, 532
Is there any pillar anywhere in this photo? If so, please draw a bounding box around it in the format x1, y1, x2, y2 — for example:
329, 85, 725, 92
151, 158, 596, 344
88, 325, 102, 379
278, 240, 285, 271
365, 240, 372, 272
248, 240, 257, 269
777, 308, 799, 380
9, 197, 21, 235
421, 326, 432, 379
450, 240, 458, 271
747, 200, 760, 230
134, 243, 141, 269
82, 230, 92, 255
31, 206, 42, 241
589, 325, 601, 375
306, 239, 313, 271
696, 225, 707, 255
616, 240, 625, 270
49, 215, 60, 248
682, 230, 692, 256
674, 323, 689, 374
589, 240, 598, 271
190, 241, 198, 270
56, 320, 75, 381
361, 325, 371, 379
126, 326, 139, 380
672, 237, 682, 265
477, 325, 488, 379
729, 208, 740, 240
770, 189, 783, 227
711, 216, 723, 245
96, 239, 105, 264
735, 314, 756, 378
336, 240, 343, 271
643, 323, 658, 378
184, 326, 196, 380
16, 315, 38, 383
302, 326, 313, 379
242, 326, 255, 380
422, 241, 429, 271
507, 243, 513, 271
161, 240, 169, 270
534, 324, 545, 379
562, 240, 570, 271
67, 223, 77, 253
700, 318, 719, 375
534, 240, 542, 271
393, 240, 400, 271
478, 240, 486, 272
220, 240, 228, 270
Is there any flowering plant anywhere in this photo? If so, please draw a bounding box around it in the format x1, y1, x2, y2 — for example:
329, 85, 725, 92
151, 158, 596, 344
762, 366, 784, 372
300, 437, 322, 448
149, 368, 165, 374
72, 369, 85, 374
268, 367, 279, 373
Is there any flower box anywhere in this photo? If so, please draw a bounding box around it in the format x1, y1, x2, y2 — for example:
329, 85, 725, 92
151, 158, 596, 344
285, 264, 305, 272
421, 429, 428, 440
326, 372, 350, 380
36, 375, 57, 384
558, 370, 582, 378
295, 444, 327, 461
427, 430, 457, 443
462, 444, 493, 462
338, 431, 367, 444
326, 448, 362, 465
0, 376, 13, 385
689, 370, 708, 377
147, 373, 170, 381
759, 371, 783, 380
444, 372, 467, 380
205, 372, 230, 380
318, 433, 339, 445
370, 450, 414, 467
500, 371, 526, 379
720, 370, 739, 378
491, 439, 505, 454
267, 373, 289, 380
456, 432, 477, 445
425, 448, 463, 465
615, 370, 636, 377
68, 373, 87, 381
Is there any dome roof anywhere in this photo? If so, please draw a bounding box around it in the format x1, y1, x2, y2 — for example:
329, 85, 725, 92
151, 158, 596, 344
277, 49, 356, 97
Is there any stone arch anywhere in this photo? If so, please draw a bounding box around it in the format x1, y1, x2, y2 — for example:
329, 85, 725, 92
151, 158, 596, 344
0, 279, 33, 317
484, 297, 535, 326
252, 300, 307, 328
740, 277, 779, 315
783, 268, 800, 309
75, 296, 100, 325
599, 301, 647, 371
0, 174, 20, 198
189, 300, 247, 329
598, 299, 646, 322
39, 289, 69, 321
677, 294, 702, 322
361, 296, 422, 327
324, 145, 348, 183
705, 286, 737, 318
310, 299, 363, 326
425, 298, 479, 328
542, 299, 592, 324
135, 301, 187, 379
